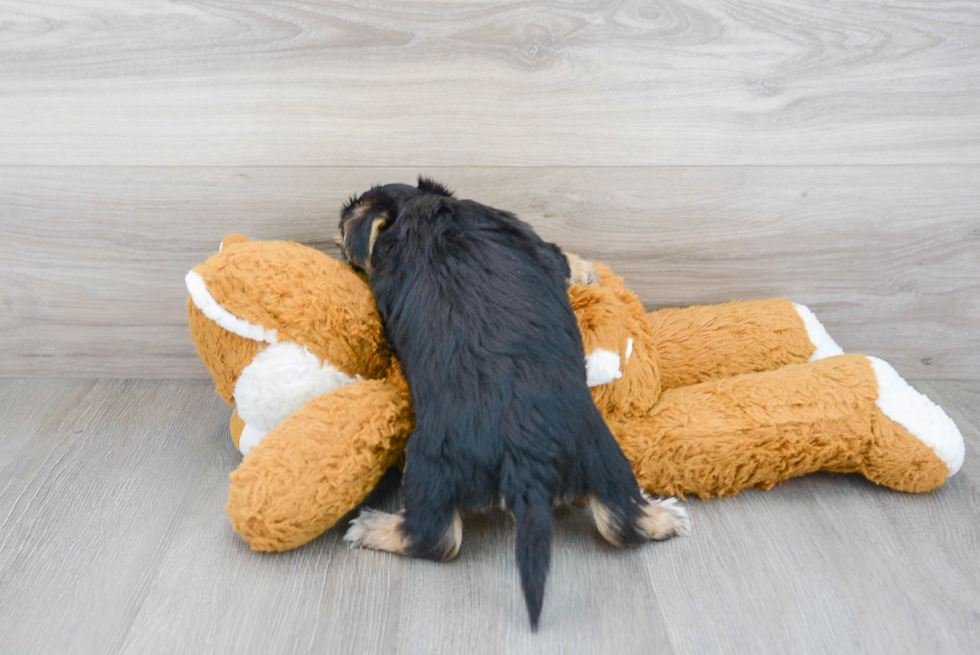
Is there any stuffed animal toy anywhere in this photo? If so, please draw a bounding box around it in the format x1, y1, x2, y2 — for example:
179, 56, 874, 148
187, 235, 964, 552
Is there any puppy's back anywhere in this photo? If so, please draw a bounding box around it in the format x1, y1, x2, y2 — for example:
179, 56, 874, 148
372, 194, 591, 478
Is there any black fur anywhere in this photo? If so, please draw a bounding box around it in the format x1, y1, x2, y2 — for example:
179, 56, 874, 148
415, 176, 453, 197
339, 178, 656, 630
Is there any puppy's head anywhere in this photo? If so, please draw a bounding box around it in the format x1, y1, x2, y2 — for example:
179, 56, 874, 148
337, 178, 453, 274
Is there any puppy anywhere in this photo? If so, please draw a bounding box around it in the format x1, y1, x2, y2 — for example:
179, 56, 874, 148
339, 178, 688, 630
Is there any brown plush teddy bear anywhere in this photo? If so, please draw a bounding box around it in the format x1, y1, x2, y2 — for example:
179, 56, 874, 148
187, 235, 963, 552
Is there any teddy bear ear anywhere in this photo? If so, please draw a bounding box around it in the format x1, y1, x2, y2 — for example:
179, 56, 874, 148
220, 234, 250, 251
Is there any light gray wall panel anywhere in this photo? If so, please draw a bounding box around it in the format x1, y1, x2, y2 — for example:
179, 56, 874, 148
2, 166, 977, 378
0, 1, 977, 166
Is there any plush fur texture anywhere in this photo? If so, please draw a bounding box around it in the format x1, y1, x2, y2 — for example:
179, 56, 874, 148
187, 236, 413, 552
793, 302, 845, 361
232, 341, 362, 455
228, 378, 413, 551
185, 237, 963, 562
616, 353, 952, 498
188, 235, 394, 398
869, 356, 964, 474
645, 297, 819, 391
338, 180, 683, 630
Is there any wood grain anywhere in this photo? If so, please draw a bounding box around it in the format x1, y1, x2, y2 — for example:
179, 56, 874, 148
116, 447, 404, 655
646, 379, 980, 654
0, 379, 227, 655
2, 166, 977, 379
649, 473, 980, 652
0, 378, 977, 654
392, 509, 676, 654
0, 1, 978, 166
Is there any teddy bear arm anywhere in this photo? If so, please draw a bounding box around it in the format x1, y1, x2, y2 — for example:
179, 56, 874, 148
617, 354, 959, 499
647, 298, 841, 389
226, 378, 414, 552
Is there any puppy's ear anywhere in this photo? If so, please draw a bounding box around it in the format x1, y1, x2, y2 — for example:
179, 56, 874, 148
343, 209, 389, 273
340, 192, 400, 274
417, 176, 453, 197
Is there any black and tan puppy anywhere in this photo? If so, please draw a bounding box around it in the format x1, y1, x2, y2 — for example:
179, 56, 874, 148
340, 178, 688, 630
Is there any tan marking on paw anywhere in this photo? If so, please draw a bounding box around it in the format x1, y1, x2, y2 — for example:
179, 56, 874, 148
636, 492, 690, 540
589, 492, 690, 547
440, 511, 463, 561
588, 496, 625, 547
345, 509, 463, 561
344, 509, 408, 555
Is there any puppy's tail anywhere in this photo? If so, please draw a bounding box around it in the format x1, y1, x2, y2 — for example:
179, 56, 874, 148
510, 487, 553, 631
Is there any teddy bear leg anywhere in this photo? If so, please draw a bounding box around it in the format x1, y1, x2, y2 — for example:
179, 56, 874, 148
226, 379, 413, 552
861, 356, 963, 490
647, 298, 843, 389
618, 354, 962, 499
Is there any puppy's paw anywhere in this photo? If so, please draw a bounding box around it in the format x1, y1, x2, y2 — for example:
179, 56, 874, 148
637, 494, 691, 540
566, 253, 600, 286
344, 509, 408, 554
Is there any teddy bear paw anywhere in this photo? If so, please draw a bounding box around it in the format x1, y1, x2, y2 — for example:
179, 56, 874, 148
566, 253, 600, 287
868, 356, 964, 476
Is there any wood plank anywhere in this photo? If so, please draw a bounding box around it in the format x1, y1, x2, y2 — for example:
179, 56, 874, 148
117, 379, 979, 654
0, 379, 98, 515
1, 378, 976, 653
1, 1, 978, 166
648, 476, 980, 654
393, 507, 676, 654
2, 166, 977, 379
118, 461, 670, 654
644, 380, 980, 653
0, 379, 227, 655
116, 448, 404, 655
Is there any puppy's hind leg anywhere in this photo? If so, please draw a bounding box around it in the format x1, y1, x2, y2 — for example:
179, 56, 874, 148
345, 506, 463, 561
581, 415, 690, 546
403, 506, 464, 561
400, 450, 464, 561
590, 492, 689, 546
347, 448, 464, 561
344, 508, 410, 555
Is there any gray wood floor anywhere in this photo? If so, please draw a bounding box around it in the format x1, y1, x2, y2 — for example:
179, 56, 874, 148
0, 378, 977, 655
